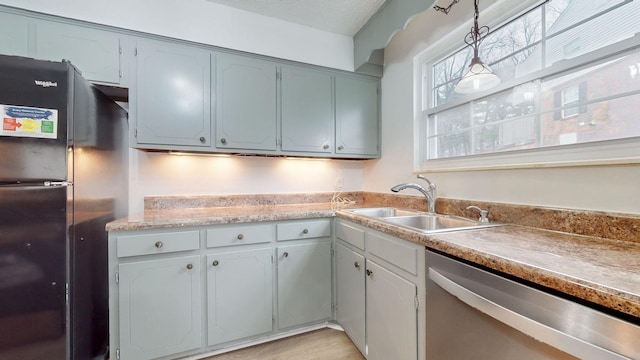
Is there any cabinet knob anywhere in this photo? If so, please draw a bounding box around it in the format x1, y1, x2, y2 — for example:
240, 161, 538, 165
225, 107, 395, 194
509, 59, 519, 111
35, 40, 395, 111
220, 138, 227, 145
302, 229, 309, 234
323, 144, 329, 150
366, 269, 373, 277
354, 261, 360, 269
212, 260, 219, 267
199, 136, 206, 143
338, 145, 344, 151
283, 252, 289, 258
186, 263, 193, 270
237, 234, 244, 240
155, 241, 163, 248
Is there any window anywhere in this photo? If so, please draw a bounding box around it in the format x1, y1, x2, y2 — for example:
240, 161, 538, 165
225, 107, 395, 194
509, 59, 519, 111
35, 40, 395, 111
418, 0, 640, 170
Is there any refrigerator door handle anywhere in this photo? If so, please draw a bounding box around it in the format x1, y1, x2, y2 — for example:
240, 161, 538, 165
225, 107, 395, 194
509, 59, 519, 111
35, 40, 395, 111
44, 181, 73, 187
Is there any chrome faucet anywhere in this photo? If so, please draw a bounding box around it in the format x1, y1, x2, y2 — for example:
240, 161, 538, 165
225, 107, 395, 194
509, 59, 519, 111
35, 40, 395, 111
391, 175, 437, 213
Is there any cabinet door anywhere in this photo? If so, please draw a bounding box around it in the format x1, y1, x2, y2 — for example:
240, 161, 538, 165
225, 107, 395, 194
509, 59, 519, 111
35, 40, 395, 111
277, 241, 332, 329
335, 76, 380, 157
335, 242, 366, 355
281, 66, 334, 153
118, 255, 201, 360
216, 53, 277, 151
0, 12, 28, 57
207, 248, 273, 345
366, 260, 417, 360
135, 39, 211, 147
34, 20, 121, 84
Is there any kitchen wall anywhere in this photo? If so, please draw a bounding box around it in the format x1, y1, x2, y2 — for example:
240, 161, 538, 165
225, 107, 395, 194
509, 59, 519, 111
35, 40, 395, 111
129, 152, 363, 213
0, 0, 366, 214
0, 0, 353, 71
364, 0, 640, 215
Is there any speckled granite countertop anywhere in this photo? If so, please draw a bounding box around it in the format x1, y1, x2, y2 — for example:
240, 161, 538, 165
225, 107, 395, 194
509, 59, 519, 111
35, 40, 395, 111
105, 203, 337, 231
337, 210, 640, 320
106, 193, 640, 321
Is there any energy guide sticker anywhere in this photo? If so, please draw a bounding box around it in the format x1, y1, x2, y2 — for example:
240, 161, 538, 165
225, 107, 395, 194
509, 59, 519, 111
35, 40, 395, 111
1, 105, 58, 139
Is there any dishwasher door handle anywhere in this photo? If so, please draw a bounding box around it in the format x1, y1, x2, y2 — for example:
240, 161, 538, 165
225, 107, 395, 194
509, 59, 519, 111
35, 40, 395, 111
429, 268, 630, 360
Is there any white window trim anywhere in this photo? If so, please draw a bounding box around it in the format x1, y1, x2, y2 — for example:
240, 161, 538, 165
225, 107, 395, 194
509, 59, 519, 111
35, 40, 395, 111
413, 0, 640, 172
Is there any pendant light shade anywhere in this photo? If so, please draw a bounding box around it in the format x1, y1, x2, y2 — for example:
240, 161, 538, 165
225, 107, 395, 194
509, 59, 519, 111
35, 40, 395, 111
455, 57, 501, 93
453, 0, 500, 93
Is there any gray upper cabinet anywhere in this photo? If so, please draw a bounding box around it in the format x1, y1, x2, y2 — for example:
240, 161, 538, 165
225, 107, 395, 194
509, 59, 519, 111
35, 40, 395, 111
0, 10, 123, 85
216, 53, 277, 151
34, 20, 122, 84
0, 12, 28, 57
281, 66, 334, 154
335, 76, 380, 157
0, 7, 381, 159
134, 39, 211, 148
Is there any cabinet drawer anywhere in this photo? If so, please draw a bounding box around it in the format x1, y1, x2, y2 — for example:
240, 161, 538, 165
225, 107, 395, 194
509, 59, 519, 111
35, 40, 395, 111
117, 230, 200, 258
207, 224, 274, 248
366, 231, 418, 276
335, 221, 365, 250
277, 219, 331, 241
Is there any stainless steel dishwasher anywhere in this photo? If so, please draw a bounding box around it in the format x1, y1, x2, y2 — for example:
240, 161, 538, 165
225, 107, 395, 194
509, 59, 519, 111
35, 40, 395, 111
426, 250, 640, 360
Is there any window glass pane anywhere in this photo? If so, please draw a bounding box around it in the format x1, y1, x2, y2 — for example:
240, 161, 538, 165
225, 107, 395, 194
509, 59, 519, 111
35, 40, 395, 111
480, 8, 542, 65
545, 0, 640, 65
491, 47, 542, 82
471, 85, 539, 154
432, 47, 472, 106
545, 0, 630, 36
427, 104, 471, 159
540, 52, 640, 146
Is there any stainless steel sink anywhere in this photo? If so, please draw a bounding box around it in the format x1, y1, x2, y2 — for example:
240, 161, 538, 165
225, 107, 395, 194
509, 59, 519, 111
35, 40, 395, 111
345, 207, 503, 234
383, 214, 502, 234
345, 207, 421, 218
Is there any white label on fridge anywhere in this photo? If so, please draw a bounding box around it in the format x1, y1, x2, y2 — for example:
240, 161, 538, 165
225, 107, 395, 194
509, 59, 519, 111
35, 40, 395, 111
1, 104, 58, 139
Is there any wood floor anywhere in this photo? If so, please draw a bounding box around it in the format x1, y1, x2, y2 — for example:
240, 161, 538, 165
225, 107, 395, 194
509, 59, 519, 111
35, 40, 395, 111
204, 328, 365, 360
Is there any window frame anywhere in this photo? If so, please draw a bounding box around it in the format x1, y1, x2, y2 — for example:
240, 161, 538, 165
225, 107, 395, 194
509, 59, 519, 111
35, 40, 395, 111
414, 0, 640, 172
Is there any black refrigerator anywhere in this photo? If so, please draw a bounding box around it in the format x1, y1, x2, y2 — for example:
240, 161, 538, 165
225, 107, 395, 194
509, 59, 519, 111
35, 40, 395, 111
0, 55, 128, 359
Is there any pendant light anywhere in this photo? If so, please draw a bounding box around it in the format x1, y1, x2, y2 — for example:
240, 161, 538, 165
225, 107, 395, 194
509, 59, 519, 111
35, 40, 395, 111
454, 0, 500, 93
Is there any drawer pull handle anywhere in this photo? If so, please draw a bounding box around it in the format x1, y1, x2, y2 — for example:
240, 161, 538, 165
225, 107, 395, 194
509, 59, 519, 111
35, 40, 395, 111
220, 138, 227, 144
366, 269, 373, 277
323, 144, 329, 150
186, 263, 193, 270
283, 252, 289, 258
354, 261, 360, 269
212, 260, 219, 267
338, 145, 344, 151
237, 234, 244, 240
155, 241, 163, 248
302, 229, 309, 234
199, 136, 206, 143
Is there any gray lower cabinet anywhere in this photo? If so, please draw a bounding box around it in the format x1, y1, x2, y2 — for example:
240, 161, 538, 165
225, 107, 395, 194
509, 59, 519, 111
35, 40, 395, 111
335, 241, 366, 354
109, 218, 333, 360
277, 241, 332, 329
134, 39, 212, 148
276, 219, 333, 329
207, 248, 273, 345
335, 76, 380, 157
335, 219, 425, 360
118, 255, 202, 360
365, 259, 418, 360
216, 52, 278, 151
281, 66, 334, 154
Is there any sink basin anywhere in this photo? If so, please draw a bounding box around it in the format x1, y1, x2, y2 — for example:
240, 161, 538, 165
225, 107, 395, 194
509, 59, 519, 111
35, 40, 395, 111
345, 207, 421, 218
382, 214, 502, 234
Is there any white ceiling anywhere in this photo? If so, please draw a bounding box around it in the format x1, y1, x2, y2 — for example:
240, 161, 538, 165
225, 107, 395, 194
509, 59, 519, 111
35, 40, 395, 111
206, 0, 388, 36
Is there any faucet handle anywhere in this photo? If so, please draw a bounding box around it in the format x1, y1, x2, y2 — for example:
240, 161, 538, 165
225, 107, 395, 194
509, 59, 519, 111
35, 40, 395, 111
466, 205, 489, 223
417, 174, 436, 191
